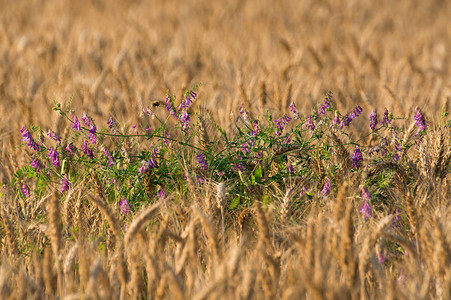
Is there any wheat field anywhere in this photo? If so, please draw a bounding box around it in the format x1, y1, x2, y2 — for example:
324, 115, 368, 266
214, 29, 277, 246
0, 0, 450, 299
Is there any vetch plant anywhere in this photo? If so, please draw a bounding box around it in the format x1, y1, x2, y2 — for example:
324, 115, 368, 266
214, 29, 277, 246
13, 88, 429, 221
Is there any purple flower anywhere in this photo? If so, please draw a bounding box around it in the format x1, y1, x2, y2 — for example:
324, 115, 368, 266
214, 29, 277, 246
352, 146, 363, 169
360, 201, 373, 220
89, 124, 97, 144
152, 147, 160, 157
82, 140, 94, 159
31, 157, 42, 174
66, 143, 76, 155
81, 112, 91, 126
241, 141, 252, 155
166, 95, 178, 119
340, 105, 363, 129
197, 175, 205, 184
107, 117, 118, 133
414, 107, 427, 131
163, 133, 170, 145
239, 104, 249, 123
158, 189, 167, 200
414, 107, 427, 142
140, 157, 157, 174
180, 111, 191, 131
251, 121, 259, 137
139, 162, 149, 175
197, 153, 209, 171
394, 138, 402, 162
287, 164, 295, 174
104, 148, 115, 167
21, 126, 40, 151
61, 175, 72, 193
381, 108, 391, 126
47, 130, 62, 142
289, 101, 300, 119
72, 116, 81, 131
319, 91, 333, 115
120, 197, 132, 214
21, 183, 30, 198
370, 110, 378, 130
306, 116, 315, 132
178, 94, 194, 112
361, 186, 372, 201
49, 147, 60, 167
275, 114, 292, 136
322, 177, 332, 196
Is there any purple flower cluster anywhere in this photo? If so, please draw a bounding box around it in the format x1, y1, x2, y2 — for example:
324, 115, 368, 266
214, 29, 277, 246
341, 105, 363, 129
139, 157, 157, 175
197, 175, 205, 184
287, 164, 295, 174
72, 116, 81, 131
89, 124, 97, 144
275, 114, 292, 136
351, 146, 363, 169
306, 116, 315, 132
47, 129, 62, 143
107, 117, 118, 133
196, 153, 209, 171
251, 121, 259, 137
61, 175, 72, 193
381, 108, 391, 126
180, 111, 191, 131
368, 137, 388, 157
394, 138, 402, 162
239, 104, 249, 123
48, 147, 60, 167
165, 95, 178, 120
21, 183, 30, 198
319, 91, 333, 115
360, 200, 373, 220
369, 110, 378, 130
21, 126, 40, 151
82, 140, 94, 159
81, 112, 92, 126
31, 156, 42, 174
289, 101, 300, 119
241, 142, 251, 155
104, 147, 115, 167
414, 107, 427, 131
360, 186, 373, 220
322, 177, 332, 196
178, 90, 197, 112
65, 143, 76, 156
158, 189, 166, 200
120, 197, 132, 214
414, 107, 427, 142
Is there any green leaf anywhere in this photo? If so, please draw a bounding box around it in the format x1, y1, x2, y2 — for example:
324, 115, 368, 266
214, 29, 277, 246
229, 197, 240, 209
254, 165, 262, 184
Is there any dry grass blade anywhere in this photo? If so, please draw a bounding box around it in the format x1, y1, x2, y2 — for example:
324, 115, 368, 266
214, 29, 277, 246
124, 203, 160, 248
87, 194, 122, 245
